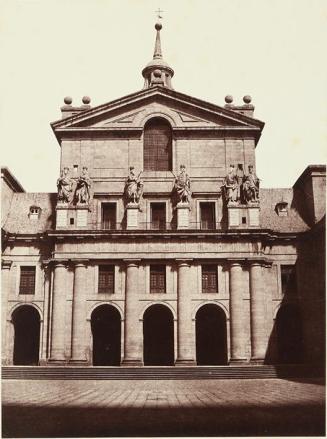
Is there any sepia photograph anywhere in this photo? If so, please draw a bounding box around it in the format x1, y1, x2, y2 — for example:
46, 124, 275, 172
1, 0, 326, 437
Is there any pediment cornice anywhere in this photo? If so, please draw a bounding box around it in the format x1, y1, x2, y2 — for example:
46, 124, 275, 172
51, 86, 264, 143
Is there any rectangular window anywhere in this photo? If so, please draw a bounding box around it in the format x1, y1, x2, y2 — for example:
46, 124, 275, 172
98, 265, 115, 294
150, 265, 166, 293
202, 265, 218, 293
200, 202, 216, 230
19, 266, 36, 295
150, 203, 166, 230
102, 203, 117, 230
281, 265, 296, 295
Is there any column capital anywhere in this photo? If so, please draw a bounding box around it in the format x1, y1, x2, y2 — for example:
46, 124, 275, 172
227, 259, 243, 267
2, 260, 12, 270
123, 259, 141, 267
53, 259, 69, 268
247, 257, 272, 267
176, 259, 193, 267
71, 259, 89, 268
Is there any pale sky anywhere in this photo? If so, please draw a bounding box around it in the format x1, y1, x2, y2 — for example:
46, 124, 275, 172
1, 0, 326, 192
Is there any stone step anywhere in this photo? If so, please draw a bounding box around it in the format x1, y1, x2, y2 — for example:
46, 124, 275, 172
2, 365, 324, 380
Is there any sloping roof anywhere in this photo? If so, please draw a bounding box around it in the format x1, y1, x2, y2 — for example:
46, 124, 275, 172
2, 193, 56, 234
1, 167, 25, 192
260, 188, 310, 233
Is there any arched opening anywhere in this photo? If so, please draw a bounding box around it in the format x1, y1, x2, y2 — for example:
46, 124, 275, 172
143, 118, 172, 171
276, 304, 303, 364
13, 305, 40, 366
143, 304, 174, 365
196, 304, 227, 365
91, 305, 121, 366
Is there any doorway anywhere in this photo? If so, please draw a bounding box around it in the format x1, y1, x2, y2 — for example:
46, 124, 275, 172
13, 305, 40, 365
143, 304, 174, 365
196, 304, 227, 365
91, 305, 121, 366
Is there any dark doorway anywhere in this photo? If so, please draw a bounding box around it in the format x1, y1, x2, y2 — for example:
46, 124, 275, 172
143, 304, 174, 365
150, 203, 166, 230
200, 202, 216, 230
276, 304, 303, 364
13, 306, 40, 365
102, 203, 117, 230
91, 305, 121, 366
196, 304, 227, 365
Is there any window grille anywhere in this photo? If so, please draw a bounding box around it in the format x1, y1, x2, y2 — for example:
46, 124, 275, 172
150, 265, 166, 293
19, 266, 36, 295
98, 266, 115, 294
202, 265, 218, 293
144, 118, 172, 171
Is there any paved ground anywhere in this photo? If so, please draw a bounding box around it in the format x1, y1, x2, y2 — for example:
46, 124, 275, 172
2, 378, 325, 437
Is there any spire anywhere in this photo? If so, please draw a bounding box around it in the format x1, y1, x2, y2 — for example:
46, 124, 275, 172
153, 22, 163, 59
142, 22, 174, 89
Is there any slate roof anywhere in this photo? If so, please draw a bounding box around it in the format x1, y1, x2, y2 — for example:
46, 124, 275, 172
259, 188, 310, 233
2, 193, 56, 234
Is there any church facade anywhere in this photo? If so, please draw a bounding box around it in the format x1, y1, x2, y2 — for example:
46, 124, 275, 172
1, 23, 325, 367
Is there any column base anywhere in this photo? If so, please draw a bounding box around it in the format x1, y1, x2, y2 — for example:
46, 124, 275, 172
175, 359, 197, 367
229, 358, 248, 365
47, 358, 67, 365
250, 358, 265, 365
121, 359, 143, 367
69, 359, 90, 366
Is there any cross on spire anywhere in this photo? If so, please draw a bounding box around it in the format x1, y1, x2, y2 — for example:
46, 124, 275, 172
155, 8, 164, 20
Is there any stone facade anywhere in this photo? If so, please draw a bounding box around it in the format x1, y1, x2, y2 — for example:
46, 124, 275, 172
1, 23, 326, 367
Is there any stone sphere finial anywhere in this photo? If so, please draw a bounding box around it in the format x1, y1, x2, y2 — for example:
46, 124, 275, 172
155, 22, 162, 31
225, 95, 233, 104
64, 96, 72, 105
243, 95, 252, 104
82, 96, 91, 105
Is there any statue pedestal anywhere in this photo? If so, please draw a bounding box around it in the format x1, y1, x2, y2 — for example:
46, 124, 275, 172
248, 204, 260, 227
76, 204, 89, 227
227, 204, 240, 227
176, 202, 190, 229
126, 203, 139, 229
56, 203, 68, 228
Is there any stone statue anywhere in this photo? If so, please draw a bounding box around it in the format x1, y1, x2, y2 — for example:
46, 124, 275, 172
242, 165, 260, 204
222, 164, 239, 204
75, 166, 92, 204
173, 165, 191, 203
57, 167, 73, 203
124, 167, 144, 204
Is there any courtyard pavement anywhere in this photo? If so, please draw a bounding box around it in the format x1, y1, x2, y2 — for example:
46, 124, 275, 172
2, 377, 325, 437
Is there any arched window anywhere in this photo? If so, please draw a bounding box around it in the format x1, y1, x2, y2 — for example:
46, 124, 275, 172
143, 118, 172, 171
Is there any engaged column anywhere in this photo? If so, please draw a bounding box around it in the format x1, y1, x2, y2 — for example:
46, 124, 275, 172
175, 259, 196, 366
122, 260, 142, 366
229, 261, 246, 362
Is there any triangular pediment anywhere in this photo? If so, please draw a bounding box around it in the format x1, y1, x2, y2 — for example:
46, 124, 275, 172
51, 87, 264, 137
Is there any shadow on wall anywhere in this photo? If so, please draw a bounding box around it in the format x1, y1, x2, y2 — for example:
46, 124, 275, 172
264, 269, 304, 366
